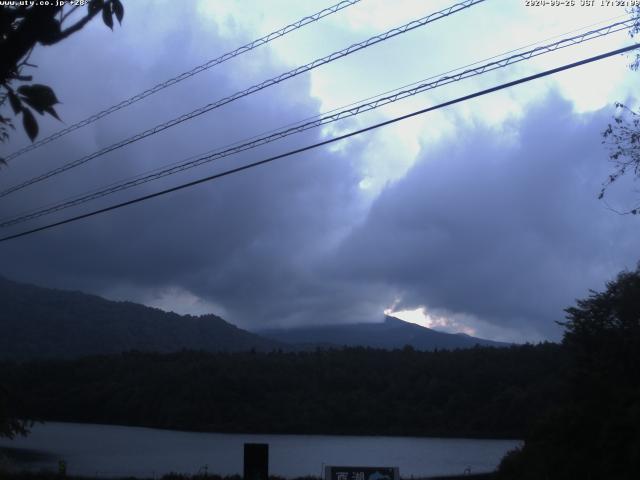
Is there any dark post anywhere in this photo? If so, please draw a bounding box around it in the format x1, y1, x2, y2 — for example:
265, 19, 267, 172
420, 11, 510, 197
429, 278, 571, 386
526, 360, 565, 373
57, 459, 67, 478
244, 443, 268, 480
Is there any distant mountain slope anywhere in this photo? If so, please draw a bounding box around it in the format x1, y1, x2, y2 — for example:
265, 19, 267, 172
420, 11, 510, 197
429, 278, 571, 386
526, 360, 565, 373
258, 316, 510, 351
0, 276, 281, 360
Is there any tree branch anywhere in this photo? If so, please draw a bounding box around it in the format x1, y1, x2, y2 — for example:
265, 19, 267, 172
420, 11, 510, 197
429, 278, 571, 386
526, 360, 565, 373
55, 9, 100, 42
60, 5, 81, 24
0, 6, 62, 84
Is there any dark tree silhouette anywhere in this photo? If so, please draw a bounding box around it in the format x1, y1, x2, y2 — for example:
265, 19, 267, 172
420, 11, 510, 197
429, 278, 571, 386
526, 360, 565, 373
0, 0, 124, 153
0, 384, 29, 439
498, 264, 640, 480
601, 104, 640, 214
600, 8, 640, 214
0, 344, 564, 439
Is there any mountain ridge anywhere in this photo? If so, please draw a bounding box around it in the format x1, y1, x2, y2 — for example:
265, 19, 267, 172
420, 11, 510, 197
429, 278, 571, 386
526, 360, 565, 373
0, 276, 509, 360
257, 315, 510, 350
0, 276, 282, 360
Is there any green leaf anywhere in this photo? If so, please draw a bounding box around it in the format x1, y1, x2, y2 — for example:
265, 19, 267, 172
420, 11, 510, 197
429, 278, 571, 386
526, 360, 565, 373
102, 4, 113, 30
22, 108, 39, 142
112, 0, 124, 24
17, 84, 59, 110
43, 106, 61, 121
89, 0, 104, 15
21, 97, 45, 115
18, 84, 61, 119
7, 90, 22, 115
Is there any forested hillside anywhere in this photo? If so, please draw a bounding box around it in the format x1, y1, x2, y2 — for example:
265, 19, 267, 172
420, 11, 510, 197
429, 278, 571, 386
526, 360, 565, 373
0, 277, 281, 359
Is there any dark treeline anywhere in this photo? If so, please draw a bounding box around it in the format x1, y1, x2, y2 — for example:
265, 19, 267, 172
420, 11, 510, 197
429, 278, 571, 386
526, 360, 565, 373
498, 265, 640, 479
0, 343, 564, 439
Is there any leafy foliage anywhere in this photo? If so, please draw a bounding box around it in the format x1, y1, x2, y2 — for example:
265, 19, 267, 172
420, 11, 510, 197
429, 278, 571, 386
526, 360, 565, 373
601, 104, 640, 214
6, 84, 61, 141
600, 9, 640, 213
0, 0, 124, 155
498, 265, 640, 479
628, 7, 640, 72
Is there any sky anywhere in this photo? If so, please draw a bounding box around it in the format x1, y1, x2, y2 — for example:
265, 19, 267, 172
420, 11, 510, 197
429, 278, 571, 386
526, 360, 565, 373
0, 0, 639, 342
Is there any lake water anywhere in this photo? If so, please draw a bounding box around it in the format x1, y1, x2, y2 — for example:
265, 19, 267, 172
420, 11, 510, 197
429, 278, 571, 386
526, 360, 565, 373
0, 422, 521, 478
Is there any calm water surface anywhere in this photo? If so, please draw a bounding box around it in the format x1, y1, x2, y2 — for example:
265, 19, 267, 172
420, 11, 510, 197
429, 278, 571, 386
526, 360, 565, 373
0, 422, 521, 478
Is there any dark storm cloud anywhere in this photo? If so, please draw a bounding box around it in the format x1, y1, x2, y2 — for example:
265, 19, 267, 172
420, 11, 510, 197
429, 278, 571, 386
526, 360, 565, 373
0, 0, 376, 328
327, 92, 639, 340
0, 2, 637, 341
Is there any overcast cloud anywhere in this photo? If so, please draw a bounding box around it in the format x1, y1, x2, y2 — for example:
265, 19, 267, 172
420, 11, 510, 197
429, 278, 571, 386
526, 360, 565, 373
0, 0, 638, 342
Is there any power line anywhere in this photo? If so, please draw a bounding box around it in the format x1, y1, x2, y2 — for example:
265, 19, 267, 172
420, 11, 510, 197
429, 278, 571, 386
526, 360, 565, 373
2, 0, 363, 162
9, 10, 626, 223
0, 17, 632, 228
1, 43, 637, 244
0, 0, 484, 199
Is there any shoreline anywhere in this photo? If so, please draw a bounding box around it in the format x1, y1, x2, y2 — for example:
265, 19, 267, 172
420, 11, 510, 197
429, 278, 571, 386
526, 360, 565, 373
0, 472, 497, 480
1, 423, 514, 480
10, 419, 523, 442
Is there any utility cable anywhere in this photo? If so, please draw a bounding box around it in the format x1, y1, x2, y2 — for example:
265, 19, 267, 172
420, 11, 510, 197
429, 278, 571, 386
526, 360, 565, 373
1, 43, 637, 244
1, 0, 363, 162
0, 0, 485, 199
0, 17, 632, 228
